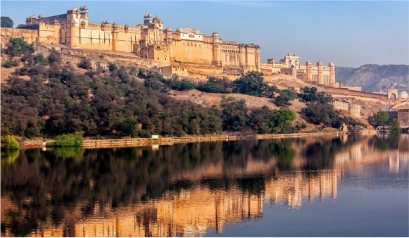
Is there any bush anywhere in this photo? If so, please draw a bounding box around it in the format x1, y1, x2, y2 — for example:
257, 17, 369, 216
374, 111, 389, 126
390, 118, 401, 135
164, 78, 198, 91
268, 108, 296, 134
5, 38, 34, 56
233, 71, 278, 98
302, 102, 339, 127
298, 86, 333, 103
197, 77, 233, 93
53, 133, 83, 147
1, 135, 20, 150
34, 53, 48, 65
108, 63, 118, 71
77, 58, 93, 69
273, 89, 296, 107
2, 60, 18, 68
120, 117, 138, 138
47, 49, 62, 64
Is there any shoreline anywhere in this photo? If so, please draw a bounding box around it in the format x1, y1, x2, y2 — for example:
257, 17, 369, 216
18, 132, 351, 150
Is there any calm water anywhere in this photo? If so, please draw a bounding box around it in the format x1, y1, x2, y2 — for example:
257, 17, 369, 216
1, 134, 408, 237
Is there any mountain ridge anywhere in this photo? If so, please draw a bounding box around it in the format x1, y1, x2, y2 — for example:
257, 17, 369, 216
335, 64, 409, 93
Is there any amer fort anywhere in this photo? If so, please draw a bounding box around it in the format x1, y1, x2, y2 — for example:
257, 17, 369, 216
0, 6, 356, 87
1, 5, 409, 121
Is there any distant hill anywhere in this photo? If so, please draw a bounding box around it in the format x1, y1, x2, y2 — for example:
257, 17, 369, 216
335, 64, 409, 93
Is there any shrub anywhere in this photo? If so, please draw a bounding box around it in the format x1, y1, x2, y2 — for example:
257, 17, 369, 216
120, 117, 138, 138
2, 60, 18, 68
108, 63, 118, 71
5, 38, 34, 56
34, 53, 48, 65
53, 133, 83, 147
1, 135, 20, 150
268, 108, 296, 134
164, 78, 198, 91
77, 58, 93, 69
390, 118, 401, 135
374, 111, 389, 126
273, 90, 296, 107
47, 49, 62, 64
298, 86, 333, 103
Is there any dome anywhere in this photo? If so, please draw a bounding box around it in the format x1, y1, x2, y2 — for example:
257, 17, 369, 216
317, 61, 323, 66
293, 53, 297, 56
28, 15, 38, 19
165, 27, 172, 32
113, 22, 117, 26
144, 14, 148, 18
153, 15, 161, 22
148, 13, 152, 18
287, 53, 291, 56
193, 29, 200, 34
212, 32, 219, 36
177, 27, 183, 32
306, 59, 311, 64
83, 5, 88, 10
80, 6, 84, 10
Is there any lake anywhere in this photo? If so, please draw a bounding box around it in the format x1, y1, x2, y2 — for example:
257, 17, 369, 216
1, 134, 408, 237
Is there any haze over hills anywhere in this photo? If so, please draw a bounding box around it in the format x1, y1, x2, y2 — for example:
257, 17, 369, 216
335, 64, 409, 93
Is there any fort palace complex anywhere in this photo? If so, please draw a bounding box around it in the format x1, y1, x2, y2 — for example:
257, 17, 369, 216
1, 6, 341, 87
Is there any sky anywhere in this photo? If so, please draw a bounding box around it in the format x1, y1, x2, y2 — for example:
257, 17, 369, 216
1, 1, 408, 67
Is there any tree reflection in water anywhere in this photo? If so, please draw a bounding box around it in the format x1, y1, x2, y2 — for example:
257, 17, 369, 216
1, 135, 407, 237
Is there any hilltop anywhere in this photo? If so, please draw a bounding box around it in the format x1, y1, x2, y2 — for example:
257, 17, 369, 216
336, 64, 409, 93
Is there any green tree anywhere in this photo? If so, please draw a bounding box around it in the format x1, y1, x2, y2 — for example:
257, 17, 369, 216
1, 16, 13, 28
121, 117, 138, 138
389, 118, 401, 135
298, 86, 333, 103
1, 135, 20, 150
5, 38, 34, 56
374, 111, 389, 126
268, 108, 296, 133
273, 89, 296, 107
53, 133, 83, 147
233, 71, 278, 98
220, 97, 249, 131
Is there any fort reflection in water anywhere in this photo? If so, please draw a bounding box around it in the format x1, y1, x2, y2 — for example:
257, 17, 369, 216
1, 134, 408, 237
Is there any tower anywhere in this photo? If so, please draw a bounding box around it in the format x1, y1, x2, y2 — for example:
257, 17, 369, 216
329, 62, 335, 86
317, 61, 323, 85
212, 32, 222, 66
306, 60, 312, 82
112, 22, 118, 51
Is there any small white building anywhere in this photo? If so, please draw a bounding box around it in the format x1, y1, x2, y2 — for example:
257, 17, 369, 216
401, 91, 408, 99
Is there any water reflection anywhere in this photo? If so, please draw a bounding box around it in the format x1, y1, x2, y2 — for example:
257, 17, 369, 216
1, 135, 408, 237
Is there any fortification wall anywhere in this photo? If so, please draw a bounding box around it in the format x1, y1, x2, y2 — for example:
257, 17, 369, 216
325, 86, 388, 100
1, 28, 38, 47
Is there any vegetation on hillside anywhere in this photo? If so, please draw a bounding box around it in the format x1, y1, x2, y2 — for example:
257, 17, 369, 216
299, 86, 366, 129
1, 38, 365, 138
0, 38, 294, 138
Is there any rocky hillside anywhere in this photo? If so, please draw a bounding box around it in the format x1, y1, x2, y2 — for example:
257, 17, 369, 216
336, 64, 409, 93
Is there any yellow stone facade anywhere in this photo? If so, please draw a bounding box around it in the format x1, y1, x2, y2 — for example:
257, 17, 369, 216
14, 6, 260, 76
261, 53, 336, 87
